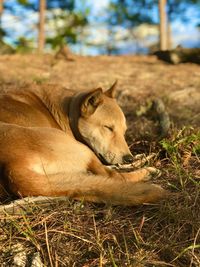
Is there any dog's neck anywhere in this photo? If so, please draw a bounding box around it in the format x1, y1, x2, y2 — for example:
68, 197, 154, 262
36, 86, 94, 150
34, 86, 71, 133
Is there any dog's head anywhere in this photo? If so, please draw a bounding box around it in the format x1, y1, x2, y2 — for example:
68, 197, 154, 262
78, 82, 133, 165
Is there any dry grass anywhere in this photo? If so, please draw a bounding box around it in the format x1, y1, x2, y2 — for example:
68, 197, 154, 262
0, 127, 199, 267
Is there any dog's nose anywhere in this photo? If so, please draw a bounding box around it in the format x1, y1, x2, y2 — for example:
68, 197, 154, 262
123, 154, 134, 164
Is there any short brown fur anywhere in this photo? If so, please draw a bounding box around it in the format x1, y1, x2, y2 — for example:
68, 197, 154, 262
0, 83, 166, 205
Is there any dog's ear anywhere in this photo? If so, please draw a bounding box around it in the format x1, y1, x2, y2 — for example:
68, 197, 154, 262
105, 80, 118, 98
81, 88, 103, 117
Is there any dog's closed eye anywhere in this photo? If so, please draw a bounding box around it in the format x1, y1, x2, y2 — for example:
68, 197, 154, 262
104, 125, 114, 132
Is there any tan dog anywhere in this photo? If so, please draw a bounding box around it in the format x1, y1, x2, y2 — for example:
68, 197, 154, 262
0, 82, 166, 205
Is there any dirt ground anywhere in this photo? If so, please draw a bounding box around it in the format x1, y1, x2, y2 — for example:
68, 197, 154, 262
0, 54, 199, 266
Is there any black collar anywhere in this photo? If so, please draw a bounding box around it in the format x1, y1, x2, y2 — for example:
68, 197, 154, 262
68, 92, 88, 146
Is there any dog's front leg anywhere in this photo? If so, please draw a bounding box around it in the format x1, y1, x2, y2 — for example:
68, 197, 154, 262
88, 158, 160, 183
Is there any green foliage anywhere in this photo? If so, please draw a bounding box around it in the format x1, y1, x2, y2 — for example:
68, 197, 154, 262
160, 127, 200, 159
108, 0, 200, 26
107, 0, 155, 28
160, 127, 200, 177
48, 0, 75, 10
102, 0, 156, 54
3, 0, 200, 53
159, 127, 200, 190
16, 0, 33, 8
0, 27, 6, 40
0, 40, 15, 54
167, 0, 200, 22
17, 0, 29, 5
46, 9, 88, 49
103, 0, 200, 54
14, 37, 34, 53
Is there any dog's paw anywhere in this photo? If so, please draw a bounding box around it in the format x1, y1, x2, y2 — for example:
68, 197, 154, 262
132, 153, 156, 168
125, 167, 161, 183
142, 167, 161, 181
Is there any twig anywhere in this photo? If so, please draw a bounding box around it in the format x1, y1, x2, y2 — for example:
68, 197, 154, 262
0, 196, 69, 215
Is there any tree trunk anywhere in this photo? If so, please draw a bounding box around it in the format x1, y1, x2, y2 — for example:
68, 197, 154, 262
159, 0, 167, 51
38, 0, 46, 52
167, 21, 172, 50
0, 0, 3, 27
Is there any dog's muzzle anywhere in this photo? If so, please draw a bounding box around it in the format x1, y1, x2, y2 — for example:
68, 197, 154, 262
98, 154, 110, 165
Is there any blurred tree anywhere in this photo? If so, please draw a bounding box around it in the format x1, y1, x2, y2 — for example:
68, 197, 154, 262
0, 0, 3, 26
108, 0, 154, 27
159, 0, 167, 50
14, 36, 34, 53
0, 0, 15, 54
104, 0, 156, 54
1, 0, 200, 55
106, 0, 200, 53
38, 0, 46, 52
166, 0, 200, 22
45, 0, 89, 50
21, 0, 89, 50
3, 0, 89, 52
0, 0, 5, 40
166, 0, 200, 49
2, 0, 36, 53
45, 0, 75, 10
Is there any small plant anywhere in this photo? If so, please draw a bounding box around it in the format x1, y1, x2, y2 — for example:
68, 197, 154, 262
160, 127, 200, 163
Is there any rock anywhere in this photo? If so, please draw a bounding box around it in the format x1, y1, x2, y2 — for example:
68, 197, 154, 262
154, 46, 200, 64
31, 252, 44, 267
11, 244, 27, 267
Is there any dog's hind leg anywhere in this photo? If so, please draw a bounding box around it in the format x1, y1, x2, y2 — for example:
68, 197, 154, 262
56, 173, 166, 205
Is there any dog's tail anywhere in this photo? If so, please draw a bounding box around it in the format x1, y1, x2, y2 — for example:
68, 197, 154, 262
53, 173, 168, 206
75, 180, 167, 206
0, 181, 166, 215
0, 170, 167, 213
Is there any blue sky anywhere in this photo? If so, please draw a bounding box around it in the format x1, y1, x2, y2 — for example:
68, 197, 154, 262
2, 0, 200, 54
